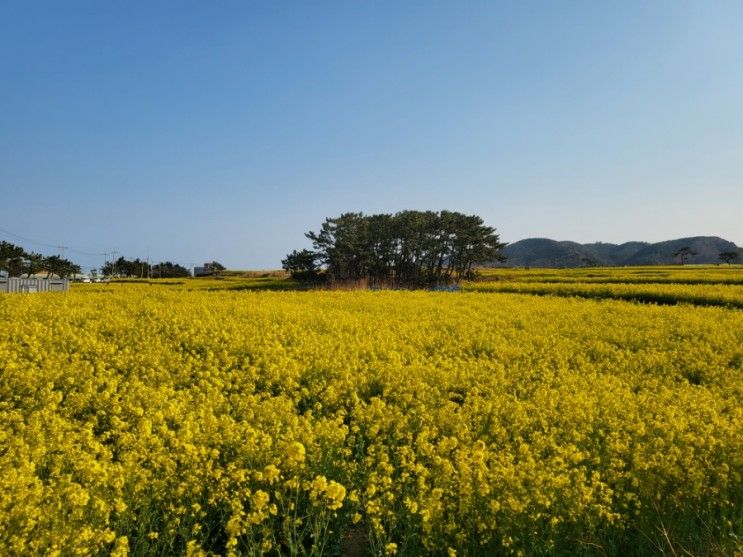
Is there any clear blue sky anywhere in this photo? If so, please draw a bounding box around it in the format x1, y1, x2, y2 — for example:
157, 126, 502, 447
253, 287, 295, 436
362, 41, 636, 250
1, 1, 741, 270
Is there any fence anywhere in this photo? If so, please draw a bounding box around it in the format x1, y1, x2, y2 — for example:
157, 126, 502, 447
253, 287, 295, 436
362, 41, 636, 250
0, 278, 69, 293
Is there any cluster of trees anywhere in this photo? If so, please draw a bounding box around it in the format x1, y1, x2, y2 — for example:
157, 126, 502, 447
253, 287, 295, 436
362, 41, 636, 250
101, 257, 191, 278
203, 261, 226, 273
194, 261, 226, 276
673, 246, 696, 265
0, 241, 81, 278
674, 246, 741, 265
283, 210, 506, 285
719, 250, 741, 264
0, 241, 199, 280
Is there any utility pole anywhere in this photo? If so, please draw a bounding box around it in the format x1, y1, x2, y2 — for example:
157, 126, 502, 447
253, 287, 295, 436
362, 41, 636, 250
111, 251, 119, 277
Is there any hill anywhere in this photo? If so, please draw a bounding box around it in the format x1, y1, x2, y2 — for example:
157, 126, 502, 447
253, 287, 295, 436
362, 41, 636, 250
499, 236, 741, 267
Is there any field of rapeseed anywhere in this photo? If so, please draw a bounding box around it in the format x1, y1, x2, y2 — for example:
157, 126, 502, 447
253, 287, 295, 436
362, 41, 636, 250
469, 265, 743, 309
1, 276, 742, 555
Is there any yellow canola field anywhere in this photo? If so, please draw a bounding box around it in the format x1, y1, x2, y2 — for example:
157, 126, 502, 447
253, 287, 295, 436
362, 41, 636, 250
477, 265, 743, 285
465, 280, 743, 308
1, 288, 742, 556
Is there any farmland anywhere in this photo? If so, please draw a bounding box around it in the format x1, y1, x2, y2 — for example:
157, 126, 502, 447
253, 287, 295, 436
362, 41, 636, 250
1, 267, 742, 556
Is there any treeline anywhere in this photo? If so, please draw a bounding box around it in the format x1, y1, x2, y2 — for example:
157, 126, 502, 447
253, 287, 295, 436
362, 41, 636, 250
283, 210, 506, 285
0, 241, 194, 280
102, 257, 190, 278
0, 241, 81, 278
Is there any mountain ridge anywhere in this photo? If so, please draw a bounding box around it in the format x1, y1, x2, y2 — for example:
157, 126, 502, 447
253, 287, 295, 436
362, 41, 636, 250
497, 236, 741, 267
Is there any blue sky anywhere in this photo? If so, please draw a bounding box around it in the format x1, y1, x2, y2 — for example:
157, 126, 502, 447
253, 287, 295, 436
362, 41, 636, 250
1, 1, 742, 270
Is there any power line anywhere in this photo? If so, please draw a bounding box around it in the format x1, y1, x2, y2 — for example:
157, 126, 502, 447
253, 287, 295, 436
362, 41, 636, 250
0, 226, 106, 257
0, 225, 184, 272
0, 226, 61, 251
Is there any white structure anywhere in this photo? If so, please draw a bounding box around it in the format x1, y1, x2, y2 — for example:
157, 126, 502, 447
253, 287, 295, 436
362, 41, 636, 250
0, 277, 69, 293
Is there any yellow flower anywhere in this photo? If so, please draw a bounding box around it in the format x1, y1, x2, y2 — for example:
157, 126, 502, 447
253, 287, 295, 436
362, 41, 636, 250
110, 536, 129, 557
251, 490, 270, 510
185, 540, 206, 557
325, 480, 347, 510
3, 275, 742, 555
263, 464, 281, 484
287, 441, 306, 464
309, 475, 328, 496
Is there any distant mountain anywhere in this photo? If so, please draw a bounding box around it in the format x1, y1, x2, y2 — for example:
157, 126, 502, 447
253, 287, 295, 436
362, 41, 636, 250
498, 236, 741, 267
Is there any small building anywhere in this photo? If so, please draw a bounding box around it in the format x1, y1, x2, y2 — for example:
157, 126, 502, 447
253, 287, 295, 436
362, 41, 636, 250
194, 261, 226, 277
0, 277, 69, 293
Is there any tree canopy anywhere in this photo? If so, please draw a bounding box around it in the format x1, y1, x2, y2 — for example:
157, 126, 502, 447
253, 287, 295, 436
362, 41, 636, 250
673, 246, 697, 265
719, 250, 741, 264
290, 210, 506, 285
101, 257, 191, 278
204, 261, 225, 273
0, 241, 80, 278
281, 249, 321, 281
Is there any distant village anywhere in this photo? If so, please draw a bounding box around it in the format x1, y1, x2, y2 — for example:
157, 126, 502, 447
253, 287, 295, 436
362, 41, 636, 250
1, 239, 228, 292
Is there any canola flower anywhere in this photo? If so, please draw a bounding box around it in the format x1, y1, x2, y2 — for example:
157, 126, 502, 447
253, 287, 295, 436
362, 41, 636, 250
466, 279, 743, 308
0, 283, 742, 555
477, 264, 743, 285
